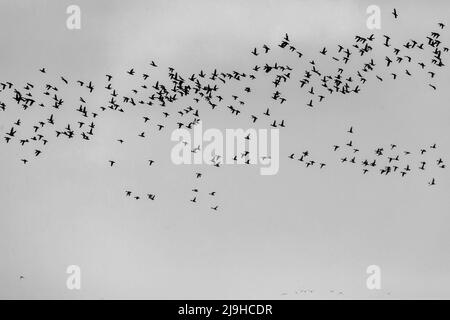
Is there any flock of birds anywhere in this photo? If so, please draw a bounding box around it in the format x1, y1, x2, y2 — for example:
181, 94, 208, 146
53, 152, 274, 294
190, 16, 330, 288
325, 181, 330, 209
289, 126, 445, 186
1, 8, 448, 218
280, 287, 392, 297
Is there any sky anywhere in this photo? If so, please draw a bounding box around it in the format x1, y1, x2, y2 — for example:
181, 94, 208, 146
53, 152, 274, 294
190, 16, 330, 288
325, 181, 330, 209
0, 0, 450, 299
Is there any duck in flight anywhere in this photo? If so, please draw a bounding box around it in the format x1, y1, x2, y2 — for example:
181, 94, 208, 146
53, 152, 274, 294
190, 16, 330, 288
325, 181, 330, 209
392, 8, 398, 19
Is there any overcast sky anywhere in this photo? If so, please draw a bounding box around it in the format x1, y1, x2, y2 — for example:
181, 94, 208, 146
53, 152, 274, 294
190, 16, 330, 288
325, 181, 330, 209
1, 0, 450, 299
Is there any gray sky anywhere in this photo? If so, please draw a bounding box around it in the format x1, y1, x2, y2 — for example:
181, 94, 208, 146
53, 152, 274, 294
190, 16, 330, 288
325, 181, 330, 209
1, 0, 450, 299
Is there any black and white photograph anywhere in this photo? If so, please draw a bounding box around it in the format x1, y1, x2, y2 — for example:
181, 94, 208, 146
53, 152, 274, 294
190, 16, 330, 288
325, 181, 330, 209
0, 0, 449, 308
